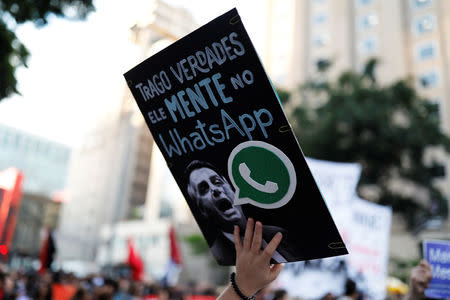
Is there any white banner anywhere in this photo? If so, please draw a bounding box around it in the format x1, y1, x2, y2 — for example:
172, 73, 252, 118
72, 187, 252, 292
348, 198, 392, 300
275, 159, 391, 300
306, 158, 361, 241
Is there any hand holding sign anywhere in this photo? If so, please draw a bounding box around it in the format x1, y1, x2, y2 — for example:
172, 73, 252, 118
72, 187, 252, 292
125, 8, 347, 266
217, 219, 284, 300
421, 240, 450, 299
404, 260, 432, 300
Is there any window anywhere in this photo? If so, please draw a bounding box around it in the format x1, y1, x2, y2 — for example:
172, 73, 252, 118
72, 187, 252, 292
314, 33, 330, 46
314, 12, 328, 24
419, 70, 439, 88
359, 37, 378, 54
358, 13, 379, 30
2, 131, 10, 146
412, 0, 433, 9
316, 58, 331, 71
14, 134, 21, 148
413, 14, 436, 35
429, 98, 441, 123
415, 41, 438, 61
21, 137, 29, 152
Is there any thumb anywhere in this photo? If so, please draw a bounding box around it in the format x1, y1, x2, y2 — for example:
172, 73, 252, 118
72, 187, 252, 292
270, 263, 284, 279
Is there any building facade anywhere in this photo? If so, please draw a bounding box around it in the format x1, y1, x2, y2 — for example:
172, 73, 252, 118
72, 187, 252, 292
95, 0, 202, 280
264, 0, 450, 111
12, 192, 61, 257
57, 110, 148, 261
0, 123, 70, 196
0, 123, 69, 260
263, 0, 450, 259
57, 0, 197, 266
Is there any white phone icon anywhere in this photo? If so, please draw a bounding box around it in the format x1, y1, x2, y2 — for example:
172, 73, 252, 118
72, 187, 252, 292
238, 163, 279, 193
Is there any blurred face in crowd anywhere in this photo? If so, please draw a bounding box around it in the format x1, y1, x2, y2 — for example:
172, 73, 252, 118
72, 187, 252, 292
188, 167, 245, 229
118, 278, 130, 292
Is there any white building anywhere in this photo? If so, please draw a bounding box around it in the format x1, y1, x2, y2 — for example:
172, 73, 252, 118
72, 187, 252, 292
57, 0, 219, 281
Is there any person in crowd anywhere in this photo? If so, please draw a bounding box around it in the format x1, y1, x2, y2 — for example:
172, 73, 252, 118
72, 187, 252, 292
217, 218, 284, 300
1, 273, 16, 300
113, 278, 132, 300
321, 292, 336, 300
71, 287, 92, 300
337, 279, 359, 300
185, 160, 298, 265
272, 289, 289, 300
403, 260, 432, 300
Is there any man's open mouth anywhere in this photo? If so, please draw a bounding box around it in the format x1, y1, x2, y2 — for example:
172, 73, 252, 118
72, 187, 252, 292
217, 198, 234, 214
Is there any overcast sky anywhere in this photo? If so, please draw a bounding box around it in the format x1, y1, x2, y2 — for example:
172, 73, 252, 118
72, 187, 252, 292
0, 0, 266, 146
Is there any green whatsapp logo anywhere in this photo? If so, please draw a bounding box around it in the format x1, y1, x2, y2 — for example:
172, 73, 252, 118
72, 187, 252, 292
227, 141, 297, 209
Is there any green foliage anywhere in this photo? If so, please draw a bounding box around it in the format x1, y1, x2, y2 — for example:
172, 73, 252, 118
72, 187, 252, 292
289, 59, 450, 228
389, 257, 421, 282
184, 233, 210, 255
0, 0, 95, 101
276, 87, 290, 105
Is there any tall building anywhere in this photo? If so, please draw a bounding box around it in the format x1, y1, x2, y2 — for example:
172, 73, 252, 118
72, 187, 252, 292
57, 0, 197, 266
264, 0, 354, 90
96, 2, 226, 283
0, 123, 70, 260
0, 123, 70, 196
263, 0, 450, 258
265, 0, 450, 104
57, 111, 138, 261
96, 1, 211, 281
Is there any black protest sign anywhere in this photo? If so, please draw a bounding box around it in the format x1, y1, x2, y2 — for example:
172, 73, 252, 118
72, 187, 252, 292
124, 8, 347, 265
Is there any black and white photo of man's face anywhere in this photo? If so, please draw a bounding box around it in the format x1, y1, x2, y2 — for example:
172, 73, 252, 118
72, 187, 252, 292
188, 167, 245, 229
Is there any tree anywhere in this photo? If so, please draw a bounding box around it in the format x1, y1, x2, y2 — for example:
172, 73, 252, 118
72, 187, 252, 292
0, 0, 94, 101
289, 59, 450, 228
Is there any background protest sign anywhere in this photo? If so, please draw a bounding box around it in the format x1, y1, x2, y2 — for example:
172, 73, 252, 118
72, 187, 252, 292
124, 8, 347, 266
348, 198, 392, 300
275, 159, 391, 300
422, 239, 450, 299
306, 158, 361, 242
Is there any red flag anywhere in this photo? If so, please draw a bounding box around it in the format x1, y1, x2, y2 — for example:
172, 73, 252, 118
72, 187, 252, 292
127, 239, 144, 281
0, 168, 23, 258
161, 225, 183, 287
39, 229, 56, 274
169, 225, 182, 265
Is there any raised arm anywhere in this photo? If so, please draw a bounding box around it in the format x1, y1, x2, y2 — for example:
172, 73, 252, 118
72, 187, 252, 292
218, 218, 284, 300
403, 260, 432, 300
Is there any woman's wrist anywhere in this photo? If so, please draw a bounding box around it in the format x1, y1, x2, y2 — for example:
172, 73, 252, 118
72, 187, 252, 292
233, 272, 258, 298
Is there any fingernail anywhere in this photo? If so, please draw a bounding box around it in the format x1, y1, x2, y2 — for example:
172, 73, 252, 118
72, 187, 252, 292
276, 232, 282, 238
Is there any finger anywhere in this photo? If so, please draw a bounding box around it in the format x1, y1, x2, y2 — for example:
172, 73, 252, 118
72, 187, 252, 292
270, 263, 284, 279
251, 221, 263, 253
415, 278, 428, 286
234, 225, 242, 253
243, 218, 254, 250
419, 260, 430, 270
416, 283, 426, 294
263, 232, 282, 261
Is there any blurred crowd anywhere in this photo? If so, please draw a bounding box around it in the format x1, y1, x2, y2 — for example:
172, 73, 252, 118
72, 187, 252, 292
0, 266, 429, 300
0, 260, 432, 300
0, 269, 218, 300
